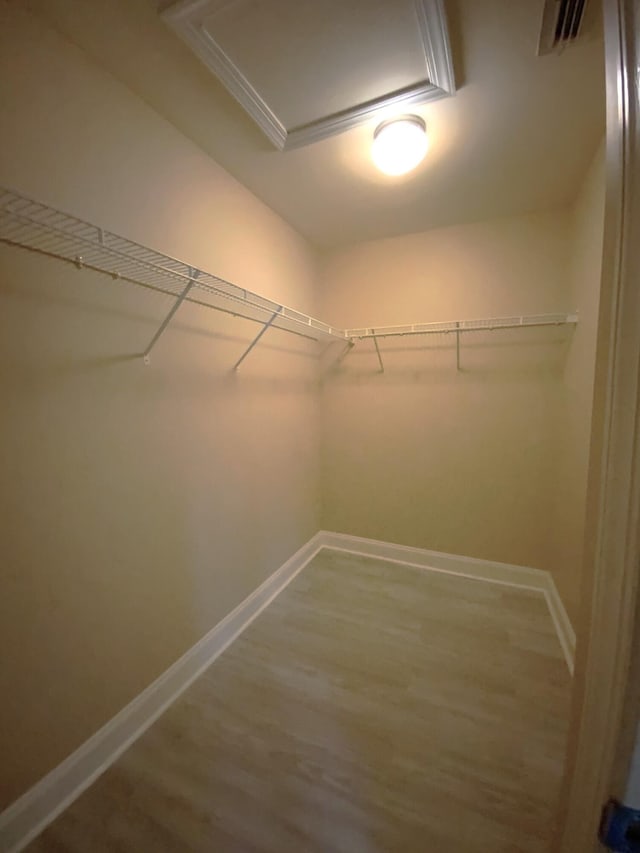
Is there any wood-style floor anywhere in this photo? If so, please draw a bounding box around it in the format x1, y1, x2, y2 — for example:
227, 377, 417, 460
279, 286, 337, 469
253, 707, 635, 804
28, 550, 571, 852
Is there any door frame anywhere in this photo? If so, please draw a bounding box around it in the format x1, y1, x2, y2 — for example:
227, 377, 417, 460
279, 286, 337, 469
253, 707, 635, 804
557, 0, 640, 850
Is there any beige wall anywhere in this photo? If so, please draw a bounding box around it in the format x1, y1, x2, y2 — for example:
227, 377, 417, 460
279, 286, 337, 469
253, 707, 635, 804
319, 150, 605, 626
0, 3, 321, 808
0, 0, 606, 814
319, 210, 575, 575
550, 143, 605, 623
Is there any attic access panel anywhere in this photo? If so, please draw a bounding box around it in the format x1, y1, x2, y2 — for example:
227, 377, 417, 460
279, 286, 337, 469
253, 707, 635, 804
162, 0, 455, 150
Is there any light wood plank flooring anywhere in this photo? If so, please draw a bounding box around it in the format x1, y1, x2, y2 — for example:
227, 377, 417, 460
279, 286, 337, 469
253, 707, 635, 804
28, 550, 571, 852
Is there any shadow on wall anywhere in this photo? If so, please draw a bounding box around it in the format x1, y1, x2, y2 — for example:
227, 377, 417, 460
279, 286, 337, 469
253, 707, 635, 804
0, 246, 322, 393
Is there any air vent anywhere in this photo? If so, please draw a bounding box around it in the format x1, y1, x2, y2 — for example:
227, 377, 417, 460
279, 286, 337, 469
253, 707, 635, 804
537, 0, 588, 56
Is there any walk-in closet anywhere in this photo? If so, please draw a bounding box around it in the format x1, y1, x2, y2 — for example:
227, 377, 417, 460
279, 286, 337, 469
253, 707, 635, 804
1, 0, 630, 851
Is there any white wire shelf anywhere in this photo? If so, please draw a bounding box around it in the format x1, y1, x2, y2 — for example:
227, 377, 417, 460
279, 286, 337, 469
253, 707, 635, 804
344, 314, 578, 339
0, 187, 578, 370
347, 313, 578, 372
0, 188, 347, 356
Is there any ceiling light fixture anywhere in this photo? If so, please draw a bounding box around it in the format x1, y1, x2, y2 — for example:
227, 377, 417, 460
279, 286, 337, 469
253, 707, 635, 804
371, 115, 428, 176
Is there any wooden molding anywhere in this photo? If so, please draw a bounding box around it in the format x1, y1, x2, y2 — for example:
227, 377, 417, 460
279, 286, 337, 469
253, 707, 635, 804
557, 0, 640, 850
161, 0, 455, 150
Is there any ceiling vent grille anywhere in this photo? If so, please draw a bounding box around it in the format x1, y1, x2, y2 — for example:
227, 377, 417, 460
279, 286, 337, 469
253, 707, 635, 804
537, 0, 588, 55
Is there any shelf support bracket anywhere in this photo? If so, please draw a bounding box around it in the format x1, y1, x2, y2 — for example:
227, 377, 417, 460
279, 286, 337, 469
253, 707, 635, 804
233, 306, 282, 371
456, 321, 461, 370
337, 340, 355, 365
373, 334, 384, 373
324, 339, 355, 373
143, 268, 199, 364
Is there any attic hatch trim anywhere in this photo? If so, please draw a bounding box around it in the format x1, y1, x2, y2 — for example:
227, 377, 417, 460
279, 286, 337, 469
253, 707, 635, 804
0, 187, 577, 369
160, 0, 456, 151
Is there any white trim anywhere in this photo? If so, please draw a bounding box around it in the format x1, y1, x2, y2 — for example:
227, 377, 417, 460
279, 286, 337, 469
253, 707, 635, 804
317, 530, 575, 674
540, 570, 576, 677
0, 533, 324, 853
414, 0, 456, 94
161, 0, 455, 150
559, 0, 640, 848
0, 530, 575, 851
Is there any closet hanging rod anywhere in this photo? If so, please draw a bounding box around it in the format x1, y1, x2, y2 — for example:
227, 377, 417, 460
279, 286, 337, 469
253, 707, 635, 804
0, 188, 347, 350
344, 313, 578, 340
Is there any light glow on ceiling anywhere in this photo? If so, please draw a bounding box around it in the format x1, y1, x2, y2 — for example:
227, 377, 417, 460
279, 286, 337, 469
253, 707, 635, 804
371, 115, 428, 176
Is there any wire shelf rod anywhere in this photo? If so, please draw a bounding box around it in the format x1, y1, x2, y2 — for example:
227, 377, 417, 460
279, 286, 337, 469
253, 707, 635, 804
0, 188, 346, 345
2, 206, 285, 319
0, 188, 580, 364
0, 238, 329, 344
344, 314, 578, 339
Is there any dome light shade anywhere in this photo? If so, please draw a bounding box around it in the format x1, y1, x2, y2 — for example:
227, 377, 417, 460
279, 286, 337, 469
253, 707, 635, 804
371, 116, 428, 176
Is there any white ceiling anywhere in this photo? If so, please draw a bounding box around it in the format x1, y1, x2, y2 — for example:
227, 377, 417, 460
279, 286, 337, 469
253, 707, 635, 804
26, 0, 605, 248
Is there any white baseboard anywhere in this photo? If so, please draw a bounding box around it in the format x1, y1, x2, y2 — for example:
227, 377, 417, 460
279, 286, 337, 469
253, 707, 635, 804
316, 530, 576, 675
0, 529, 575, 852
540, 570, 577, 675
0, 533, 324, 853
